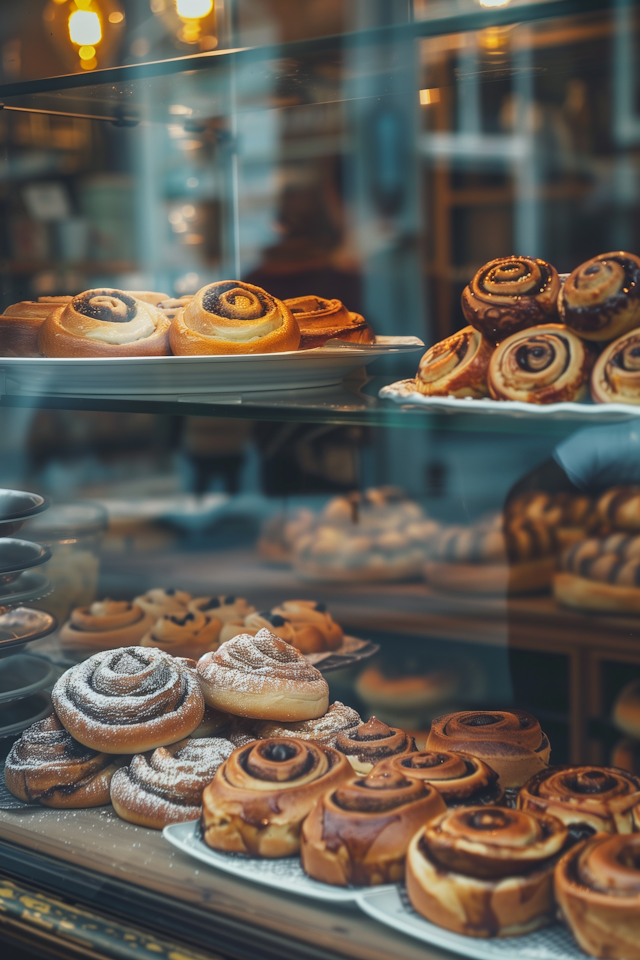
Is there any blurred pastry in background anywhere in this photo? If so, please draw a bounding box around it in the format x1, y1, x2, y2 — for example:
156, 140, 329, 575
134, 588, 191, 619
188, 595, 255, 624
558, 251, 640, 342
356, 664, 459, 729
597, 486, 640, 531
60, 599, 154, 652
611, 737, 640, 775
258, 508, 315, 564
506, 490, 597, 548
554, 534, 640, 613
218, 601, 344, 654
612, 679, 640, 740
141, 609, 223, 659
0, 296, 71, 357
413, 326, 494, 398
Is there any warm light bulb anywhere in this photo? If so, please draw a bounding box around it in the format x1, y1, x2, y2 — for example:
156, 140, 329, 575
175, 0, 213, 19
69, 9, 102, 45
477, 0, 511, 6
108, 11, 124, 22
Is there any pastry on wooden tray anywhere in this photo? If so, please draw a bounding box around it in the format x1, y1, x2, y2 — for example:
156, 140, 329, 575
592, 327, 640, 404
375, 749, 503, 806
283, 295, 374, 349
558, 251, 640, 341
413, 325, 494, 398
0, 296, 70, 357
59, 599, 155, 651
553, 534, 640, 613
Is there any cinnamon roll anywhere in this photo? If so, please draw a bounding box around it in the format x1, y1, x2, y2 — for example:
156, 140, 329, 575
488, 324, 595, 403
592, 328, 640, 404
518, 765, 640, 836
461, 256, 560, 344
111, 736, 233, 829
191, 705, 232, 739
414, 326, 494, 398
201, 738, 351, 857
301, 767, 446, 886
613, 679, 640, 740
283, 295, 374, 349
188, 595, 255, 624
133, 589, 191, 619
5, 714, 124, 807
427, 710, 550, 788
59, 600, 155, 652
196, 629, 329, 722
38, 289, 171, 358
269, 601, 343, 653
406, 806, 567, 937
51, 647, 205, 754
375, 750, 503, 806
156, 296, 192, 320
334, 717, 416, 775
0, 297, 70, 357
254, 701, 361, 748
598, 487, 640, 531
553, 534, 640, 613
555, 833, 640, 960
140, 610, 222, 659
506, 491, 596, 548
170, 280, 300, 355
228, 610, 297, 646
559, 251, 640, 341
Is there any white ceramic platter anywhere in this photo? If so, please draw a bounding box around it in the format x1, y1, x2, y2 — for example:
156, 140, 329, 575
0, 338, 423, 399
163, 820, 393, 903
380, 379, 640, 424
356, 886, 589, 960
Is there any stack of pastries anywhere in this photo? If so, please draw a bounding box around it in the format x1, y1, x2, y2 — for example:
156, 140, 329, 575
407, 251, 640, 406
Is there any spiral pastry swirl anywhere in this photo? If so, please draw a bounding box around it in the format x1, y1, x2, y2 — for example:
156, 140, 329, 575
427, 710, 550, 788
334, 717, 416, 775
201, 738, 351, 857
598, 487, 640, 531
254, 701, 361, 748
110, 736, 233, 829
559, 251, 640, 342
519, 765, 640, 835
283, 295, 374, 349
375, 750, 503, 806
461, 257, 560, 344
140, 610, 222, 659
431, 517, 557, 564
592, 329, 640, 405
59, 600, 155, 652
555, 833, 640, 959
188, 595, 255, 623
134, 589, 191, 619
554, 534, 640, 613
170, 280, 300, 355
488, 324, 595, 403
4, 714, 124, 807
415, 326, 494, 398
301, 767, 446, 886
51, 646, 205, 754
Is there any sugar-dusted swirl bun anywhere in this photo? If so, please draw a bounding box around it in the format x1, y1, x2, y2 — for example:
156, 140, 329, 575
461, 257, 560, 344
133, 588, 191, 619
197, 628, 329, 721
110, 736, 233, 829
254, 701, 361, 747
559, 251, 640, 341
414, 326, 494, 398
38, 289, 171, 358
519, 765, 640, 836
406, 806, 567, 937
376, 750, 503, 806
554, 534, 640, 613
334, 716, 416, 775
59, 600, 155, 652
592, 328, 640, 404
598, 487, 640, 531
283, 295, 374, 349
488, 323, 595, 403
51, 647, 204, 754
301, 767, 446, 886
140, 610, 222, 659
427, 710, 550, 788
201, 738, 351, 856
170, 280, 300, 355
188, 595, 255, 623
555, 833, 640, 960
4, 714, 124, 807
270, 601, 343, 653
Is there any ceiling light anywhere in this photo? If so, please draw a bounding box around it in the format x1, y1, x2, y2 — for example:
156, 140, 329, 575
477, 0, 511, 6
108, 11, 124, 22
68, 9, 102, 46
175, 0, 213, 18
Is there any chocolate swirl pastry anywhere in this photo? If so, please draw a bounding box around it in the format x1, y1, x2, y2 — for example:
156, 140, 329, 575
519, 765, 640, 836
427, 710, 550, 788
461, 257, 560, 344
201, 738, 351, 857
301, 767, 446, 886
406, 806, 567, 937
334, 717, 416, 775
555, 833, 640, 960
254, 701, 361, 748
553, 534, 640, 614
414, 326, 494, 398
140, 609, 222, 659
134, 589, 191, 619
37, 289, 171, 358
375, 750, 503, 806
170, 280, 300, 355
59, 600, 155, 652
5, 714, 125, 808
507, 491, 595, 535
110, 736, 234, 829
598, 487, 640, 531
488, 324, 595, 403
283, 295, 374, 349
592, 328, 640, 404
559, 251, 640, 341
51, 646, 205, 754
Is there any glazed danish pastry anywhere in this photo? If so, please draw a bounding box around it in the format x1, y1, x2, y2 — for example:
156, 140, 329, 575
140, 609, 223, 659
414, 326, 494, 398
553, 534, 640, 613
375, 750, 503, 806
254, 701, 361, 747
488, 324, 595, 403
301, 767, 446, 886
461, 256, 560, 344
0, 297, 70, 357
5, 714, 124, 808
110, 736, 234, 829
406, 806, 567, 937
201, 738, 351, 856
427, 710, 550, 788
334, 716, 416, 775
170, 280, 300, 355
592, 328, 640, 404
51, 646, 204, 754
133, 588, 191, 619
555, 833, 640, 960
559, 251, 640, 341
283, 295, 374, 349
37, 289, 171, 357
59, 600, 155, 652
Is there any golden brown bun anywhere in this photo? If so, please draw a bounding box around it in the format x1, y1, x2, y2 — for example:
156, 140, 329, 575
559, 251, 640, 342
611, 738, 640, 776
598, 488, 640, 531
414, 326, 494, 398
270, 600, 343, 653
519, 765, 640, 834
554, 571, 640, 613
429, 514, 558, 564
170, 280, 300, 355
0, 297, 70, 357
427, 710, 550, 788
334, 716, 416, 775
555, 833, 640, 959
374, 750, 503, 806
592, 328, 640, 404
461, 257, 560, 344
201, 738, 352, 856
59, 600, 155, 651
426, 556, 556, 595
140, 609, 223, 659
253, 701, 360, 747
38, 290, 171, 357
133, 588, 191, 619
613, 679, 640, 739
301, 767, 446, 886
187, 595, 255, 622
284, 295, 374, 349
355, 666, 459, 713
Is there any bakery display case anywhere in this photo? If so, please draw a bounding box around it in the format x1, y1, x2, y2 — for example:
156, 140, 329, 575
1, 1, 640, 959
